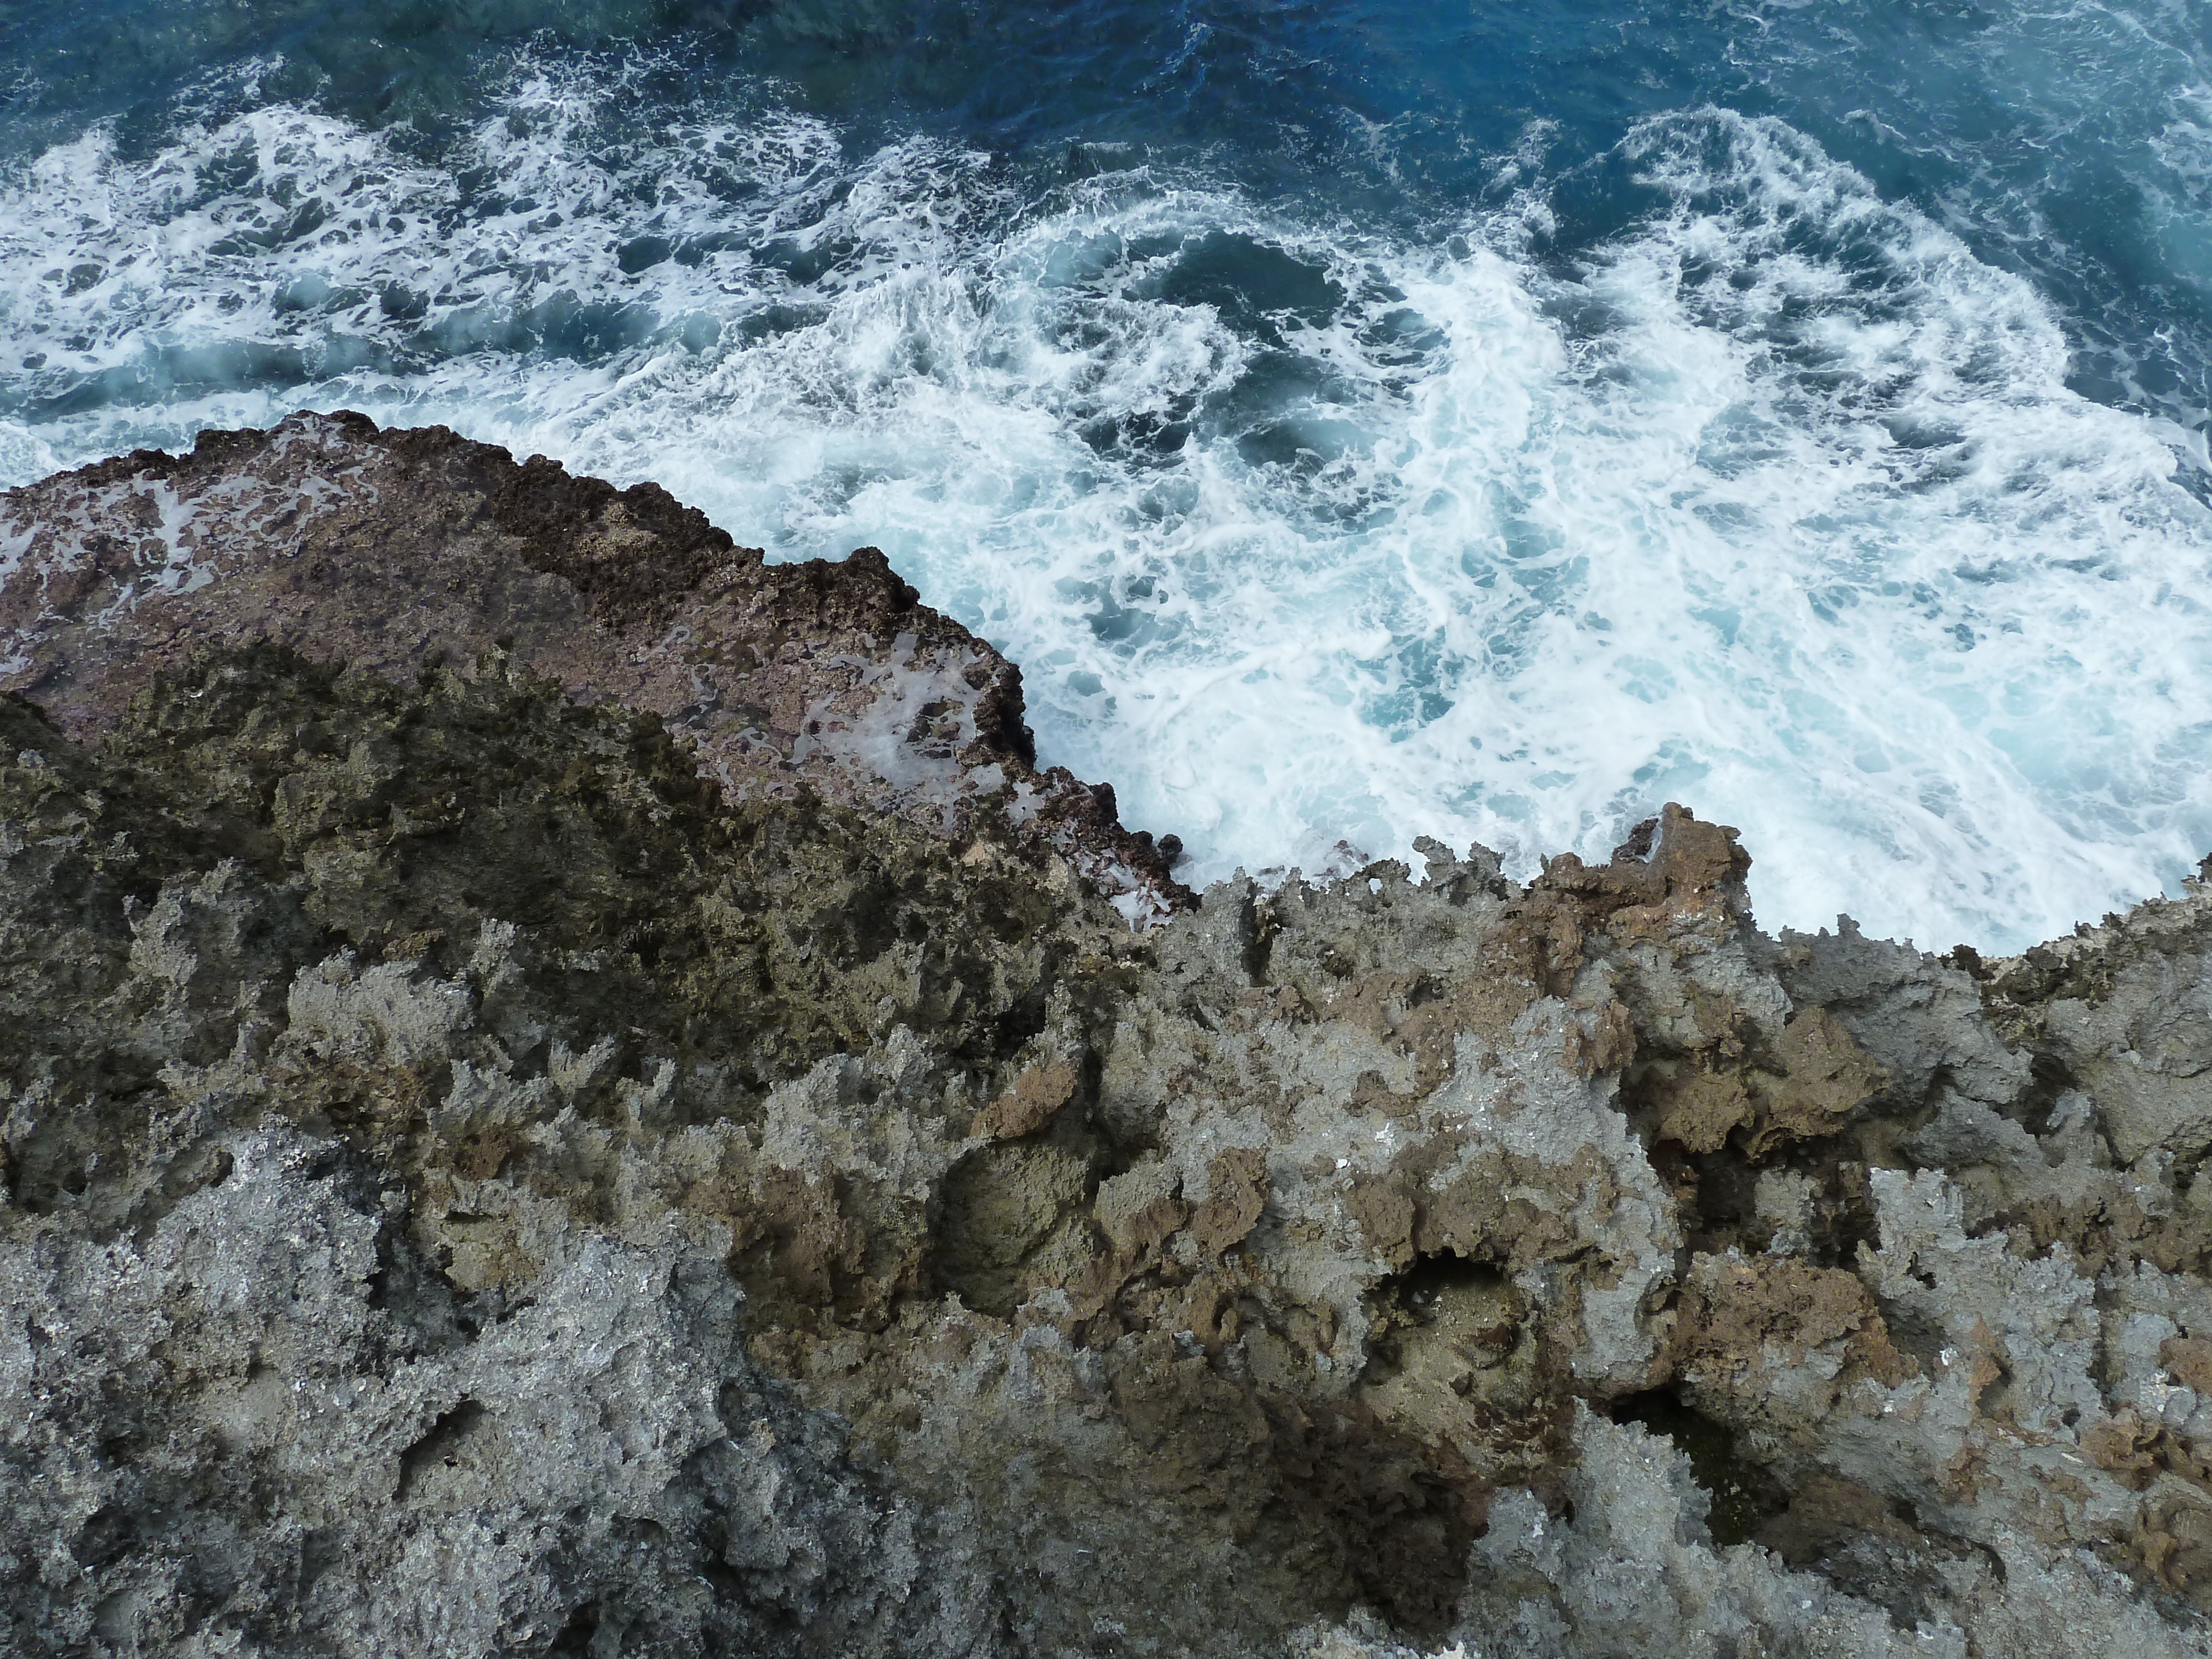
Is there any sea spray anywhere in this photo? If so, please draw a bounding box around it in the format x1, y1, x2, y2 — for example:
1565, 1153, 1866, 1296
2, 38, 2209, 951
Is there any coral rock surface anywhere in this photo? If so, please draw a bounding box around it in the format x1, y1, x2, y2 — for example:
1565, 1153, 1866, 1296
4, 421, 2211, 1657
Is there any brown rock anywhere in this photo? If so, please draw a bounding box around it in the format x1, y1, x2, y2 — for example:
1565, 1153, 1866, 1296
0, 411, 1191, 919
970, 1060, 1079, 1140
1191, 1146, 1271, 1258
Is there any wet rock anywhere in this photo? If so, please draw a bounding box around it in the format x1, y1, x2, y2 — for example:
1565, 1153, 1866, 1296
0, 412, 1191, 922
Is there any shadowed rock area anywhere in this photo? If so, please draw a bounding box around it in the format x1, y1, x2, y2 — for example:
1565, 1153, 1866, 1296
0, 411, 1188, 924
4, 425, 2212, 1657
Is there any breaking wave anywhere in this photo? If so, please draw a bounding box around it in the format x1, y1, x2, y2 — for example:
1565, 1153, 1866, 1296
2, 40, 2209, 951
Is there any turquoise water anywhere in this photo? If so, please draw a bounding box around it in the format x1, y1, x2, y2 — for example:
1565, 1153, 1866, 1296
4, 1, 2209, 949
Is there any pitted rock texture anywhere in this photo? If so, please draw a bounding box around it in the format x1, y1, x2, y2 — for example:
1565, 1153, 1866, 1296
5, 452, 2212, 1658
0, 411, 1189, 922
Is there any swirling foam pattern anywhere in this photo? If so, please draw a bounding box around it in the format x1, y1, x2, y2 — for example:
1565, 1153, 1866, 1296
3, 1, 2209, 950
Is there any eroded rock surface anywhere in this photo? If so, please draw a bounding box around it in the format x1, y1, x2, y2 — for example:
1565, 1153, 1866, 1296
0, 411, 1187, 922
4, 430, 2212, 1658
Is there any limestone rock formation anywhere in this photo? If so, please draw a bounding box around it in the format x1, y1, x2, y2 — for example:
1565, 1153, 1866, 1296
4, 422, 2211, 1657
0, 411, 1187, 924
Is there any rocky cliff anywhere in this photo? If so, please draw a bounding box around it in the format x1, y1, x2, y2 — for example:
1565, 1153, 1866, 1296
4, 418, 2211, 1658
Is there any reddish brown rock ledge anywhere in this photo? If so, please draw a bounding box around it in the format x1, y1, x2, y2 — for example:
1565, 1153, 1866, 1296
0, 410, 1190, 921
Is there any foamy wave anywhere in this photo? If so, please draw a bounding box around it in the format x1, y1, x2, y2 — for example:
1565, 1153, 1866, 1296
2, 71, 2207, 951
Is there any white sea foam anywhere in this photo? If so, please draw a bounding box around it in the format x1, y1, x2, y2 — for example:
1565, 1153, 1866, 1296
1, 70, 2207, 951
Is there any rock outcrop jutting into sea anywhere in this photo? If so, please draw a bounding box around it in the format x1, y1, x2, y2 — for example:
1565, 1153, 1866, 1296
4, 415, 2211, 1658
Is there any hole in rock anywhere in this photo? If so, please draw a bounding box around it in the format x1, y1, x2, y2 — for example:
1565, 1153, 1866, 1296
1605, 1389, 1783, 1546
397, 1399, 488, 1504
547, 1599, 602, 1655
931, 1140, 1095, 1317
70, 1503, 136, 1568
1240, 1394, 1483, 1640
1363, 1252, 1525, 1385
299, 1528, 343, 1593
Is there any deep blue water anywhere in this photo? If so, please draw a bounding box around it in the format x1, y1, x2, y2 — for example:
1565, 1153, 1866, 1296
3, 1, 2209, 948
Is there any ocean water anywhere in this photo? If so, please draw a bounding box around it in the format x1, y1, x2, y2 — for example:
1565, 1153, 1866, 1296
3, 2, 2209, 952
